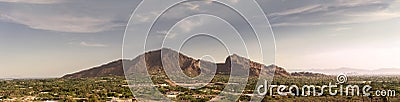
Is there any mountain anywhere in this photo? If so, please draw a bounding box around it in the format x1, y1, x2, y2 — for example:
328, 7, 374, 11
290, 72, 326, 77
63, 49, 290, 78
290, 67, 400, 76
63, 59, 126, 78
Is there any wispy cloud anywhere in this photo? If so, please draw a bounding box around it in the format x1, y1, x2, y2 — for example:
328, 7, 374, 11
183, 2, 201, 11
269, 4, 322, 17
267, 0, 400, 27
134, 11, 159, 23
0, 0, 64, 4
229, 0, 240, 4
333, 27, 352, 31
0, 1, 136, 33
155, 30, 178, 39
79, 41, 108, 47
1, 12, 121, 33
177, 18, 205, 32
156, 15, 209, 38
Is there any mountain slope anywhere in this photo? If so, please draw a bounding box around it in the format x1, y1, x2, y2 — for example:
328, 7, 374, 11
62, 60, 126, 78
62, 49, 290, 78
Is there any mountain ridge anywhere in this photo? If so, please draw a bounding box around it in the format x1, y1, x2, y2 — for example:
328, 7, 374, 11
62, 49, 317, 78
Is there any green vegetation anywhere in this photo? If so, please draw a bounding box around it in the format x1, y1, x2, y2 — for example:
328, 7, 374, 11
0, 76, 133, 101
0, 75, 399, 101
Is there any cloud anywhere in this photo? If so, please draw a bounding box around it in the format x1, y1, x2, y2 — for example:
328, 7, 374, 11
0, 0, 138, 33
1, 12, 121, 33
134, 11, 159, 23
269, 4, 322, 17
155, 30, 178, 39
0, 3, 129, 33
333, 27, 352, 31
335, 0, 384, 7
0, 0, 63, 4
79, 41, 108, 47
152, 17, 206, 39
266, 0, 400, 27
183, 2, 201, 11
135, 14, 151, 23
229, 0, 240, 4
177, 16, 208, 33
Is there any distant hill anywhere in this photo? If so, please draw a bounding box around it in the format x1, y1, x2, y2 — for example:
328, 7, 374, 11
290, 67, 400, 76
63, 49, 319, 78
290, 72, 326, 77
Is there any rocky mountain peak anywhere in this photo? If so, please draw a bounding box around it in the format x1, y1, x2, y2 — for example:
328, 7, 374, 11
63, 49, 295, 78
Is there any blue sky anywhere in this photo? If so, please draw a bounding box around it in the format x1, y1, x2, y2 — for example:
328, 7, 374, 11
1, 0, 400, 78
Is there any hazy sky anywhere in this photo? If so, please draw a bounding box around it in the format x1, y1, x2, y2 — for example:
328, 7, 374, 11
1, 0, 400, 78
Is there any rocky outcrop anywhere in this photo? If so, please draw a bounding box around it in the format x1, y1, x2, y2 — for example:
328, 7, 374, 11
63, 49, 294, 78
62, 60, 126, 78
